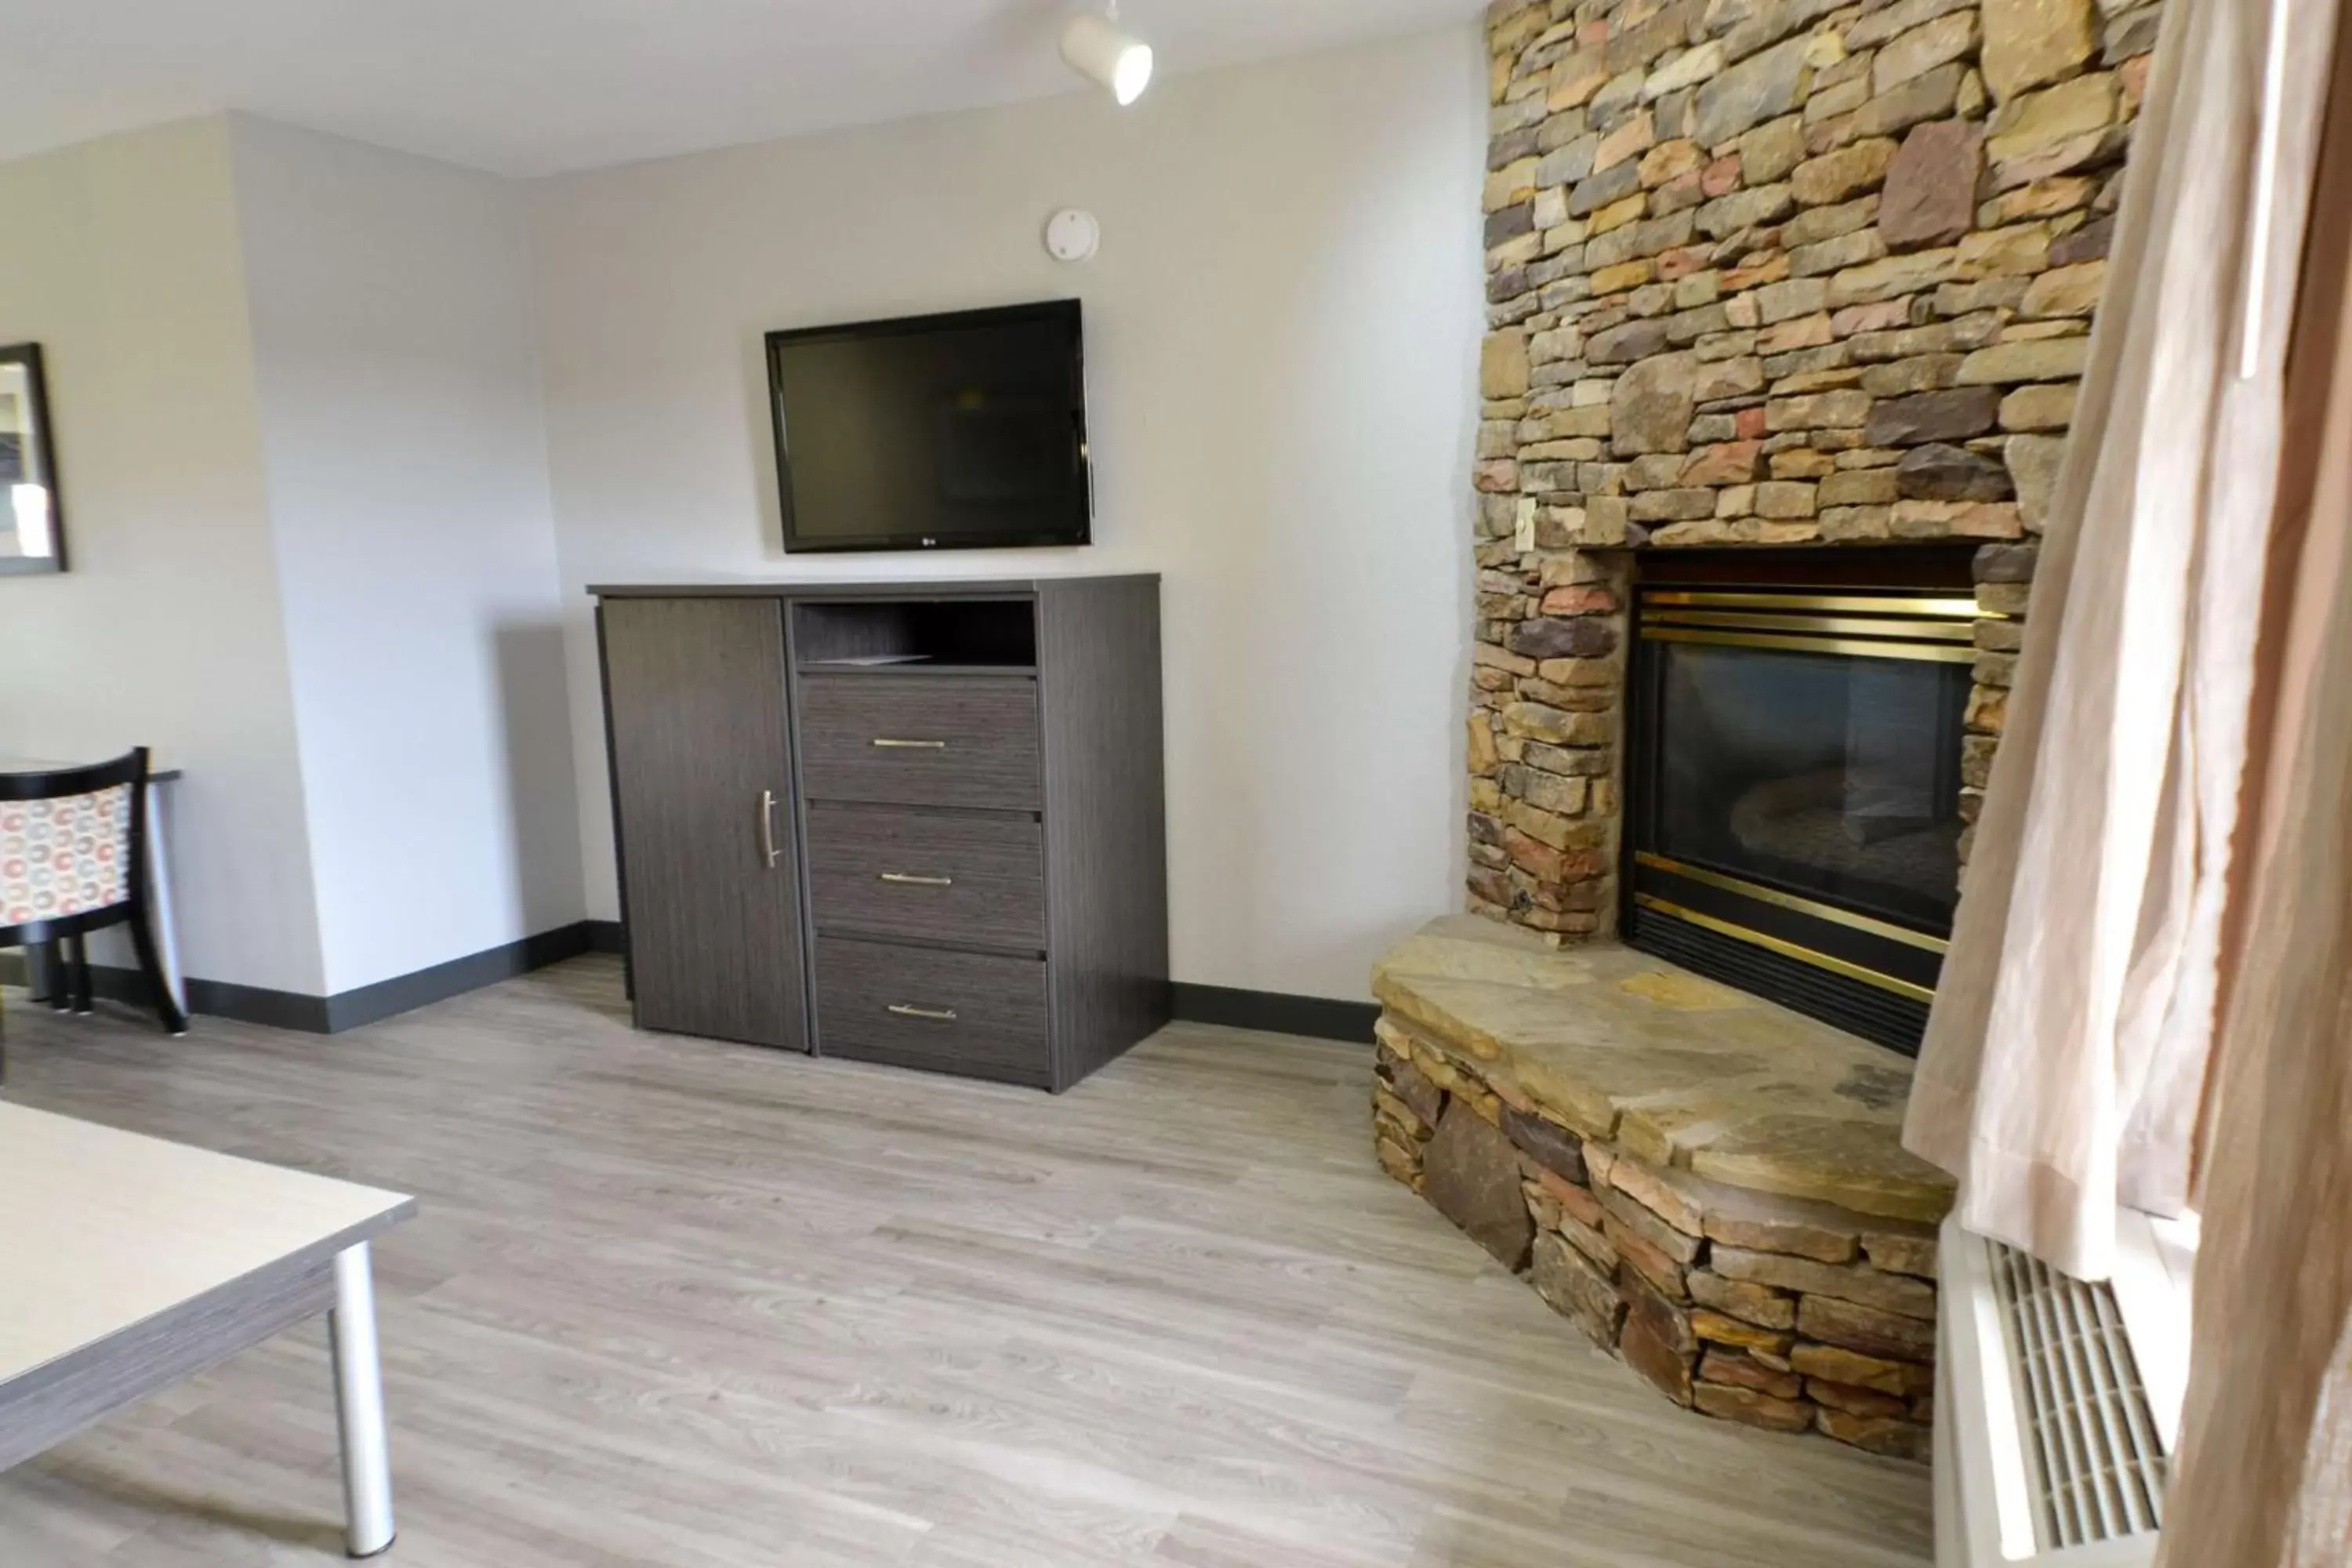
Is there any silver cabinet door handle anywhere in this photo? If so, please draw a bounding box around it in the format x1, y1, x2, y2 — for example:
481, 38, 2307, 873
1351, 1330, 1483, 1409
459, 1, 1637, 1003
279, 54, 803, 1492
879, 873, 954, 887
759, 789, 782, 868
871, 738, 948, 750
887, 1004, 958, 1022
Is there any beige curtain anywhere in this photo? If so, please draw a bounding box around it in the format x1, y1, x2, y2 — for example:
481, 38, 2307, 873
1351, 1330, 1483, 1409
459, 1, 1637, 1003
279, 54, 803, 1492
1901, 0, 2343, 1281
1906, 0, 2352, 1551
2154, 13, 2352, 1555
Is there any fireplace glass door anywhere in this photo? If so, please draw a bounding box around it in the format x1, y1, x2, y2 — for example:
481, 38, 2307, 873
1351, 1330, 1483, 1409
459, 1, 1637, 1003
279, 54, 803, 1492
1624, 583, 1979, 1053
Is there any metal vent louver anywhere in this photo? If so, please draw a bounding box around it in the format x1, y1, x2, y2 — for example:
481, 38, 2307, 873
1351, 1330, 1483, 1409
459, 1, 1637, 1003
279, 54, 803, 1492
1988, 1243, 2171, 1548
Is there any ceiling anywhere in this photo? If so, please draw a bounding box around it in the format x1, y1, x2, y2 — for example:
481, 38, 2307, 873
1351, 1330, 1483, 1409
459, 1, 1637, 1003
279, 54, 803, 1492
0, 0, 1486, 178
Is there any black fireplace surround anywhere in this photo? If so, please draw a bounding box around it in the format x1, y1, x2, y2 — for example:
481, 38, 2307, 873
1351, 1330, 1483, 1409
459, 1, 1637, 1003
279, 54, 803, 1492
1623, 550, 1981, 1054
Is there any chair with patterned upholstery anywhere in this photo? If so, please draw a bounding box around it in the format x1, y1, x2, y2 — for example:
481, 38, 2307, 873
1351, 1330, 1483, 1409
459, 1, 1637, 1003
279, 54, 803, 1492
0, 748, 187, 1067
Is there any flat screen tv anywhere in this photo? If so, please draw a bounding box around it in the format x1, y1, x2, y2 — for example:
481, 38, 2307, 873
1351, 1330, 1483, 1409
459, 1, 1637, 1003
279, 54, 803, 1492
766, 299, 1092, 554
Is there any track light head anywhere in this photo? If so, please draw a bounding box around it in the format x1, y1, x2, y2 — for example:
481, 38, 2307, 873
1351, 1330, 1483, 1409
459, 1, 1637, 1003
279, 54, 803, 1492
1062, 12, 1153, 106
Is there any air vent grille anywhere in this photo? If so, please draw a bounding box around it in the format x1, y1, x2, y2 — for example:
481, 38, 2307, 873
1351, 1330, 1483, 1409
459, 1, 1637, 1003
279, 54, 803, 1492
1988, 1243, 2169, 1548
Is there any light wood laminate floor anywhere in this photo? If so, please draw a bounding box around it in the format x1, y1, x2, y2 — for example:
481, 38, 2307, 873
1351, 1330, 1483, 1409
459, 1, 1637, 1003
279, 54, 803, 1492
0, 959, 1933, 1566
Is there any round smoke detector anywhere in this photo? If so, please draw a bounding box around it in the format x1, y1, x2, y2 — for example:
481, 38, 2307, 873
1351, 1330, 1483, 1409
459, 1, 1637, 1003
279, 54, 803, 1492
1045, 209, 1101, 263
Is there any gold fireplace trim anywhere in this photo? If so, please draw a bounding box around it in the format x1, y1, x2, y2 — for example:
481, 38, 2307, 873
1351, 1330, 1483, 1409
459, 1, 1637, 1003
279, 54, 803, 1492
1639, 586, 1992, 663
1633, 852, 1951, 954
1634, 895, 1937, 1004
1644, 591, 1991, 618
1639, 626, 1978, 664
1646, 608, 1977, 642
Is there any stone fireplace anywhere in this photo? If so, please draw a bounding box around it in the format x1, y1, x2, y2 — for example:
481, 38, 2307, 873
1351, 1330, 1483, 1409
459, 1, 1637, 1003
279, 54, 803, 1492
1370, 0, 2161, 1457
1465, 0, 2157, 961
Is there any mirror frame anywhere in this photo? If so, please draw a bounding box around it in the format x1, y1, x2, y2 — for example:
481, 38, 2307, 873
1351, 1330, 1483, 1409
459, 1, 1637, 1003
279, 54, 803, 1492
1, 342, 67, 575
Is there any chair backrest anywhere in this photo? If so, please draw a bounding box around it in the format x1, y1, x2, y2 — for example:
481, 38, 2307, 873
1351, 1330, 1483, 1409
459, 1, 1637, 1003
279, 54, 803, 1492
0, 749, 149, 938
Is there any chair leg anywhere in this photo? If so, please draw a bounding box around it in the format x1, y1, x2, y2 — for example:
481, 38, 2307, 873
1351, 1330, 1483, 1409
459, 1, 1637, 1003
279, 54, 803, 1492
127, 907, 189, 1036
67, 933, 93, 1014
45, 940, 69, 1011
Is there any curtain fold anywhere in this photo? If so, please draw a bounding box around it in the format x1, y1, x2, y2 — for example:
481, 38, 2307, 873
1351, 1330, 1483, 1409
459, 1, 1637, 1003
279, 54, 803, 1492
2153, 11, 2352, 1554
1902, 0, 2352, 1550
1900, 0, 2342, 1282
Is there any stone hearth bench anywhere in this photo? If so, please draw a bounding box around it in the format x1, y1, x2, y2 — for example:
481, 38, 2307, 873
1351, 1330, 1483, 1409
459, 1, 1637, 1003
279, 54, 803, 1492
1371, 916, 1955, 1461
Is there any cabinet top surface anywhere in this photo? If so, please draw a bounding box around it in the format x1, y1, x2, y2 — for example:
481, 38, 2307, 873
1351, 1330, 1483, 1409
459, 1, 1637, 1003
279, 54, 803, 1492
590, 574, 1159, 601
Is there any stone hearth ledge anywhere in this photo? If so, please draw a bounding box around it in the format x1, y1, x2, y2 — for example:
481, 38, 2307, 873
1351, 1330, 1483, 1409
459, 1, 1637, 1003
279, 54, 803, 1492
1371, 915, 1955, 1458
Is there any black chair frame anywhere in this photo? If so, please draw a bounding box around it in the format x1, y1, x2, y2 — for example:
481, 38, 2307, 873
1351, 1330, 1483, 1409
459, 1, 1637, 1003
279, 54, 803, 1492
0, 747, 188, 1054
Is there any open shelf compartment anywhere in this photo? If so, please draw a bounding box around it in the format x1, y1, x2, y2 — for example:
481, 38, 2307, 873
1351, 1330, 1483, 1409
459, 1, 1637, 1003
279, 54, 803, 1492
793, 596, 1038, 673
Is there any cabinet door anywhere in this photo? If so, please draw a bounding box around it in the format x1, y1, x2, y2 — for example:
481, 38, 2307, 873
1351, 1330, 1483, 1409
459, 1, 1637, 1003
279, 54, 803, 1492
600, 597, 807, 1050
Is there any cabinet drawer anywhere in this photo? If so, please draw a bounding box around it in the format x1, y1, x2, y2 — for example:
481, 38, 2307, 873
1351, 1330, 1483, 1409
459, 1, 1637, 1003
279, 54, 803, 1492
806, 804, 1045, 949
797, 676, 1041, 810
814, 938, 1050, 1086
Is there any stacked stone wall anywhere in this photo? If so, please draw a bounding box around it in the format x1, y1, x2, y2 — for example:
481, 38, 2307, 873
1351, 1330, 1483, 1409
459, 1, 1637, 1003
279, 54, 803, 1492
1470, 0, 2161, 936
1374, 1014, 1942, 1457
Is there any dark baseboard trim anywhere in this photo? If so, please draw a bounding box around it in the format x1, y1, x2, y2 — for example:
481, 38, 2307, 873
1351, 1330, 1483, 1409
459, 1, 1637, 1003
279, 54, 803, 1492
190, 975, 334, 1033
1, 952, 336, 1033
321, 924, 595, 1033
1170, 982, 1377, 1044
3, 921, 616, 1036
11, 929, 1375, 1048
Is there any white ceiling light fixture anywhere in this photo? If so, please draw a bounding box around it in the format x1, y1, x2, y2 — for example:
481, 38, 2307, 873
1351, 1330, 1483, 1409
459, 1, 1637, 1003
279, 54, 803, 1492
1062, 4, 1154, 107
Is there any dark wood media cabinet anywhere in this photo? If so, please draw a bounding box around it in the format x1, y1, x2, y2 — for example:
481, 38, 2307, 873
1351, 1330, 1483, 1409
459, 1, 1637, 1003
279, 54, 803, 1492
592, 576, 1168, 1091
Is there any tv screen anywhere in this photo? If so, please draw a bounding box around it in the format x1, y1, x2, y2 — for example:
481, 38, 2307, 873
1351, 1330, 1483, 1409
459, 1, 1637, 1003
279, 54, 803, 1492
766, 300, 1092, 554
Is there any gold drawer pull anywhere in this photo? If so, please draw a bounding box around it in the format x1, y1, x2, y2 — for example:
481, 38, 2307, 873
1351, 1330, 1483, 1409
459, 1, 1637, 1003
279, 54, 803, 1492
872, 738, 947, 750
879, 873, 954, 887
887, 1004, 958, 1022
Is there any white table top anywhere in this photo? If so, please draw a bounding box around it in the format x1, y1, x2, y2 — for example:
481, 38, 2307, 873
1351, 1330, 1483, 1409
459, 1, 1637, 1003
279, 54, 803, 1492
0, 1104, 413, 1384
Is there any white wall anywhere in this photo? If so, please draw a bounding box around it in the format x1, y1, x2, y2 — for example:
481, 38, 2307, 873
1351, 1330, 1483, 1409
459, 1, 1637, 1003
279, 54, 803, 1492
0, 120, 329, 995
3, 29, 1485, 1010
228, 117, 582, 995
532, 27, 1485, 1001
